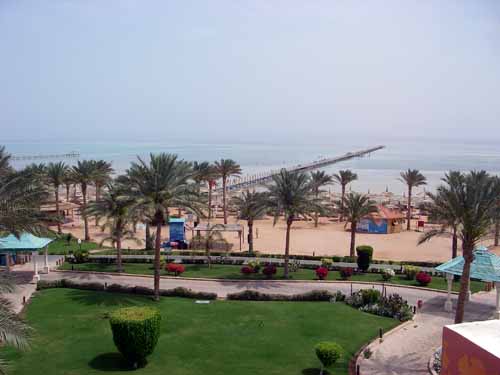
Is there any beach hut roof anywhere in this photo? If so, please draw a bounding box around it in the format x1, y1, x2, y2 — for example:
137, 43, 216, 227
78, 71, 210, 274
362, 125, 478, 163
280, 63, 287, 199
0, 233, 53, 252
368, 205, 405, 220
435, 247, 500, 282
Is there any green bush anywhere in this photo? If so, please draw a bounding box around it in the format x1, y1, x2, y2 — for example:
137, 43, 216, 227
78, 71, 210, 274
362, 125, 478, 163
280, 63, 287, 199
356, 245, 374, 272
321, 258, 333, 268
404, 265, 420, 280
109, 307, 161, 368
315, 342, 343, 374
361, 289, 381, 305
226, 289, 344, 302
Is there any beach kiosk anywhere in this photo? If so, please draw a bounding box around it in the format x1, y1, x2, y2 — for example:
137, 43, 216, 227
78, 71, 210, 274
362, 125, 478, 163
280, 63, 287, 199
436, 246, 500, 318
168, 218, 186, 247
357, 205, 405, 234
0, 233, 53, 277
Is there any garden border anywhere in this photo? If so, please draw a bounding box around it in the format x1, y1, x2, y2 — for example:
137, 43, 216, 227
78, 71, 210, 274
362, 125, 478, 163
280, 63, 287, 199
53, 269, 460, 295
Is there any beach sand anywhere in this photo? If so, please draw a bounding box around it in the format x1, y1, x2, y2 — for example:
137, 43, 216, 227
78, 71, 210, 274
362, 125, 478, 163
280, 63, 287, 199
58, 215, 497, 263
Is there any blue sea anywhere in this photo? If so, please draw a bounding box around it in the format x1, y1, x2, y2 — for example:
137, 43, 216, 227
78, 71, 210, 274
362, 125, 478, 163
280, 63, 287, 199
4, 138, 500, 195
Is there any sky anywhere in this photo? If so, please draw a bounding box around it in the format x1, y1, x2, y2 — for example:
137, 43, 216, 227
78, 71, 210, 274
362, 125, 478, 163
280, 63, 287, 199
1, 0, 500, 144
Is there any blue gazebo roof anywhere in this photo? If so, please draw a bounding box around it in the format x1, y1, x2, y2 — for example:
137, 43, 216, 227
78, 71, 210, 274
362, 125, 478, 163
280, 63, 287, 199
0, 233, 53, 252
435, 246, 500, 282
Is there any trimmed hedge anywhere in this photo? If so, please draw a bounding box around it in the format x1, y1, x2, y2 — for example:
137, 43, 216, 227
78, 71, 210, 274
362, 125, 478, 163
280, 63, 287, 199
226, 289, 344, 302
109, 307, 161, 367
356, 245, 374, 272
315, 341, 343, 372
36, 280, 217, 300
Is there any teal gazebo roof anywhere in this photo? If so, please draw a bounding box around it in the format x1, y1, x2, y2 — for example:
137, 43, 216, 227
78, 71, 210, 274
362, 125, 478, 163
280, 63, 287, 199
0, 233, 53, 252
435, 246, 500, 282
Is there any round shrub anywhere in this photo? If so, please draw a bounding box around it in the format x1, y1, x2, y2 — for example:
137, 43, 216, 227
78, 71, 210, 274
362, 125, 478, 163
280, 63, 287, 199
404, 265, 420, 280
247, 260, 261, 273
416, 271, 432, 286
109, 307, 161, 368
241, 266, 253, 275
315, 341, 343, 374
262, 264, 277, 278
356, 245, 374, 272
315, 266, 329, 280
360, 289, 381, 305
339, 267, 354, 280
321, 258, 333, 268
166, 263, 185, 276
382, 268, 395, 281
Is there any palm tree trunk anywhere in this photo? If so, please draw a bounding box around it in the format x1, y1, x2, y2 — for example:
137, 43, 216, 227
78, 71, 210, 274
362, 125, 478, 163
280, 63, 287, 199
350, 221, 357, 258
406, 187, 412, 231
223, 176, 227, 224
55, 186, 62, 234
95, 183, 100, 227
153, 221, 162, 301
206, 237, 211, 269
284, 218, 292, 278
340, 185, 346, 221
495, 219, 500, 247
82, 184, 90, 241
455, 242, 474, 323
208, 182, 213, 219
248, 220, 254, 253
452, 226, 458, 258
65, 184, 70, 201
116, 235, 123, 273
314, 190, 319, 227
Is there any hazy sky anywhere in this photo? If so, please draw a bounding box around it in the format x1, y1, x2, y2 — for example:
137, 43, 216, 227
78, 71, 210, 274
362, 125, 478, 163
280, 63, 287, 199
1, 1, 499, 143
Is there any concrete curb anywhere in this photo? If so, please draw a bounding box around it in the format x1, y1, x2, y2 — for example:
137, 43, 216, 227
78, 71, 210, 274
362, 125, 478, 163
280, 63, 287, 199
54, 269, 459, 295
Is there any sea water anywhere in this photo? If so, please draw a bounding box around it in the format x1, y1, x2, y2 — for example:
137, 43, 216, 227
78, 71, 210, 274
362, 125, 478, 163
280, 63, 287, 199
4, 138, 500, 195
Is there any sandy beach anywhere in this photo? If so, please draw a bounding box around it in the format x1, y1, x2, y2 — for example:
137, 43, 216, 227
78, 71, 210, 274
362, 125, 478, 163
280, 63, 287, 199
58, 214, 498, 263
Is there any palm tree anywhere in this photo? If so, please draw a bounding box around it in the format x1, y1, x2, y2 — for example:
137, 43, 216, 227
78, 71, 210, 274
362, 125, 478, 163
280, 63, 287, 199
268, 169, 325, 278
0, 146, 12, 178
493, 177, 500, 247
333, 170, 358, 221
71, 160, 96, 241
419, 171, 499, 323
85, 182, 137, 272
193, 161, 218, 219
231, 190, 268, 253
92, 160, 113, 226
0, 170, 47, 373
46, 162, 68, 234
310, 171, 333, 227
192, 223, 225, 268
127, 153, 203, 300
399, 169, 427, 231
0, 275, 32, 374
339, 192, 377, 257
214, 159, 241, 224
62, 170, 74, 202
418, 171, 462, 258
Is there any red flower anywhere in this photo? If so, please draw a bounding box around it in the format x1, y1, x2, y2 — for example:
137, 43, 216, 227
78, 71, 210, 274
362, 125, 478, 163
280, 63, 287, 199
166, 263, 185, 276
241, 266, 254, 275
316, 267, 329, 280
262, 264, 277, 278
340, 267, 354, 280
416, 271, 432, 286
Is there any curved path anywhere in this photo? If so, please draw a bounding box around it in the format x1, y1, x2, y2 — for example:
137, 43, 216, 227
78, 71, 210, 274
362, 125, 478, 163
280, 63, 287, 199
26, 270, 497, 374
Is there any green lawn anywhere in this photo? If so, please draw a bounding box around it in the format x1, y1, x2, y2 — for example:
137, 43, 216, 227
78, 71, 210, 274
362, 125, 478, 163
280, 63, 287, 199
59, 262, 485, 293
42, 238, 102, 255
4, 289, 398, 375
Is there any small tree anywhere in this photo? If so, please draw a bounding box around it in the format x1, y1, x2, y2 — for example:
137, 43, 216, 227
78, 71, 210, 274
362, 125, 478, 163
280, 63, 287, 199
356, 245, 374, 272
399, 169, 427, 231
315, 341, 343, 375
109, 307, 161, 368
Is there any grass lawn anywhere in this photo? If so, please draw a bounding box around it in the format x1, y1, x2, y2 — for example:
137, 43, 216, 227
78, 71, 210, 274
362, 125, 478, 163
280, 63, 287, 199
3, 288, 398, 375
59, 262, 485, 293
42, 238, 102, 255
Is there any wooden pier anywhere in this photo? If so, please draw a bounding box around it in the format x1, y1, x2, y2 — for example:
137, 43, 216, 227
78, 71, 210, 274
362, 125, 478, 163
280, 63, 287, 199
220, 145, 385, 192
11, 151, 80, 161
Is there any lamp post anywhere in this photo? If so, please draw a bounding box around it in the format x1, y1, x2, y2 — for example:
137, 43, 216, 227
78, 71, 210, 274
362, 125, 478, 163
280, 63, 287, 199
77, 238, 82, 252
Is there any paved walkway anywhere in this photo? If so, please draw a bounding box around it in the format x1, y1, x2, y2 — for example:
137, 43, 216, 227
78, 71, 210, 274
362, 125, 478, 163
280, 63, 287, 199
4, 268, 498, 374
